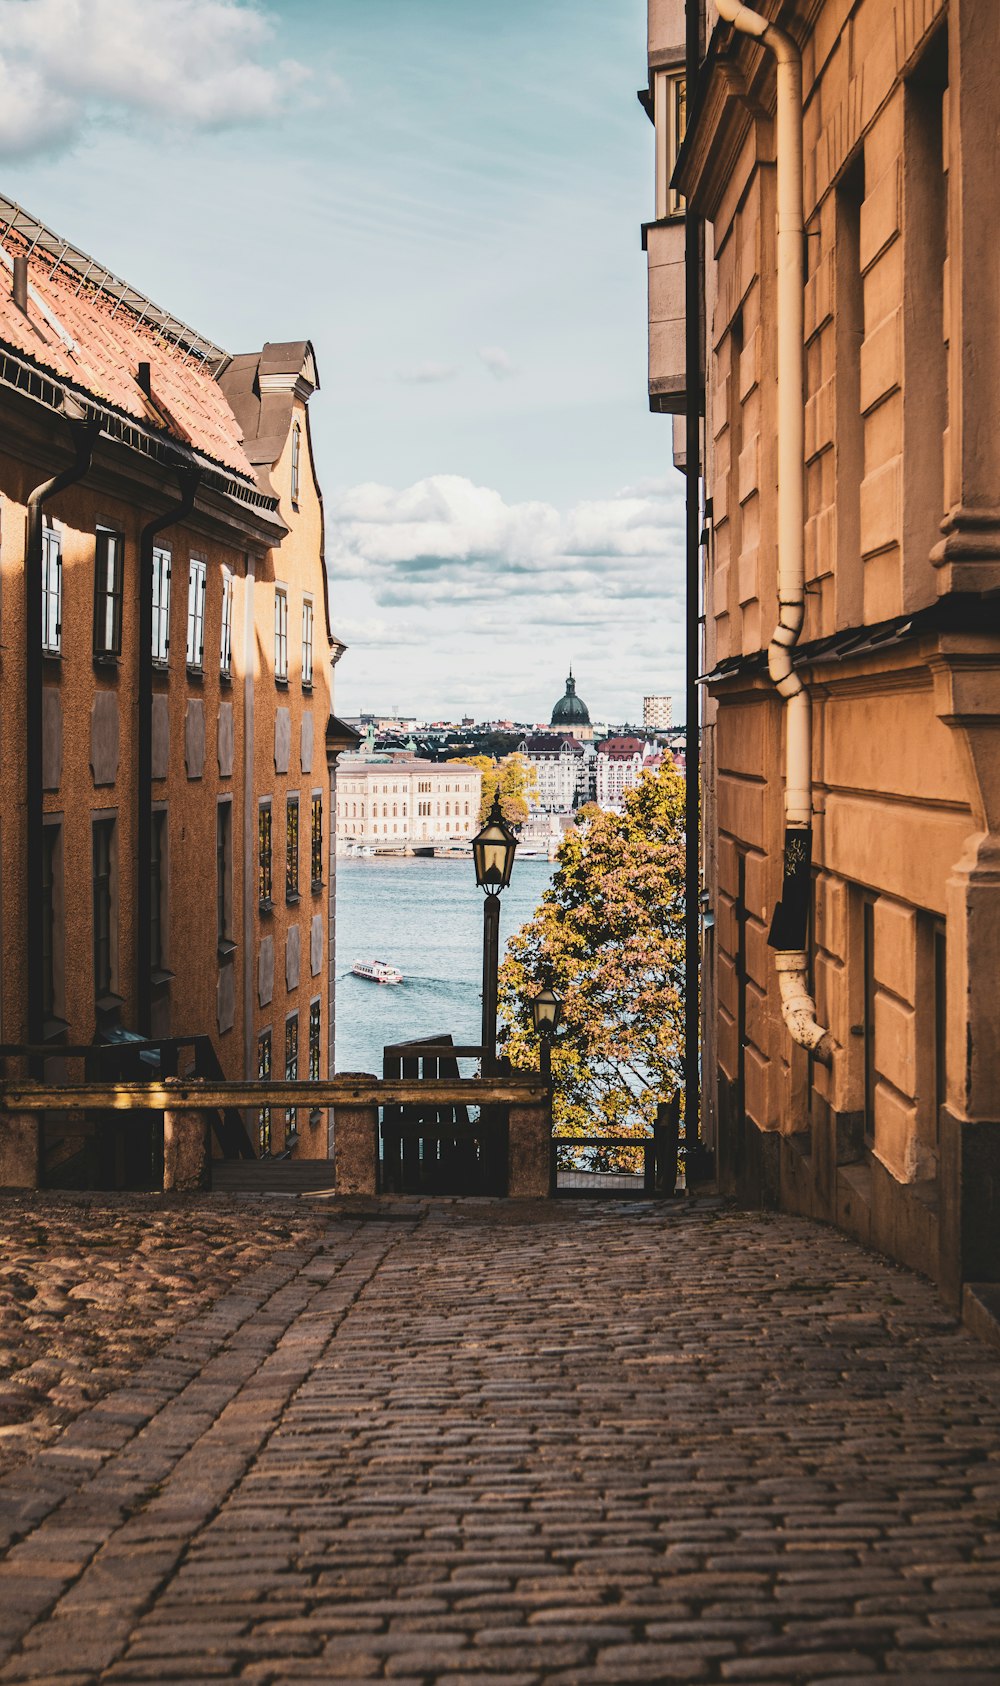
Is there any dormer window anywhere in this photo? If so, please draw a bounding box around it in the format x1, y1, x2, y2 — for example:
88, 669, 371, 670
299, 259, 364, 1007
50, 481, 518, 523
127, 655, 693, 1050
291, 422, 301, 508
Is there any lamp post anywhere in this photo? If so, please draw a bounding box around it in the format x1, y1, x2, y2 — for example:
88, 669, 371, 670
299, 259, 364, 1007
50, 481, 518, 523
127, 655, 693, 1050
531, 984, 563, 1081
471, 789, 518, 1077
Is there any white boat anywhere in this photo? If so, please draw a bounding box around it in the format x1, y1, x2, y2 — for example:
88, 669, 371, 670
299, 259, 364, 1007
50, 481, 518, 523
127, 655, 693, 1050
352, 959, 404, 985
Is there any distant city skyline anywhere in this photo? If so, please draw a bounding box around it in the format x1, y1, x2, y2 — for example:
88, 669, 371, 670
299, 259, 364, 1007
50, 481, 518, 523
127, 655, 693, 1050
0, 0, 683, 721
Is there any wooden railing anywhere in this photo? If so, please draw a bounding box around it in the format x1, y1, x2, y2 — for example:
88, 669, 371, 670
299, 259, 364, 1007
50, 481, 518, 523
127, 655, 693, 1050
0, 1071, 552, 1197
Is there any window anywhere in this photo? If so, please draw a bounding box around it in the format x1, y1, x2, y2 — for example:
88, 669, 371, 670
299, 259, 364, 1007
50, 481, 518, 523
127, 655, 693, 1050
862, 897, 877, 1146
186, 558, 206, 669
41, 526, 61, 655
302, 597, 314, 687
92, 816, 116, 1000
151, 546, 171, 663
220, 567, 233, 676
309, 999, 321, 1080
217, 801, 234, 952
311, 794, 323, 888
274, 586, 288, 681
286, 796, 299, 900
835, 151, 865, 622
933, 920, 947, 1143
257, 1029, 272, 1155
41, 822, 62, 1024
150, 809, 167, 974
291, 422, 301, 506
285, 1013, 299, 1136
93, 528, 124, 659
258, 802, 273, 908
654, 69, 686, 219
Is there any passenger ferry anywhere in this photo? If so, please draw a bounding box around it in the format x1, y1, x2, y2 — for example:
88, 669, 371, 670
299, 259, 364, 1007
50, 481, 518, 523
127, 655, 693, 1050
352, 959, 404, 985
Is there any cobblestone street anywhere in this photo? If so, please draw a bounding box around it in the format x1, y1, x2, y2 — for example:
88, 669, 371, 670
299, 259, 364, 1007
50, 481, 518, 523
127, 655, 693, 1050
0, 1195, 998, 1684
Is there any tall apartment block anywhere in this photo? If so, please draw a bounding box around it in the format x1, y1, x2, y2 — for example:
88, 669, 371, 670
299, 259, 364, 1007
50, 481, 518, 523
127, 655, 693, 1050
0, 195, 355, 1180
644, 0, 1000, 1304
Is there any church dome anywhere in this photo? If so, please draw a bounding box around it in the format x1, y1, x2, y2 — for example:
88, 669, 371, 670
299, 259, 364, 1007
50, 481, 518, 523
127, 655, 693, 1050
550, 669, 591, 728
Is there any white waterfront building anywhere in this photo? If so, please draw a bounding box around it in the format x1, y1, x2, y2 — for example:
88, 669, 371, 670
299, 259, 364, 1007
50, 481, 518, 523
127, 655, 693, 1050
336, 757, 482, 853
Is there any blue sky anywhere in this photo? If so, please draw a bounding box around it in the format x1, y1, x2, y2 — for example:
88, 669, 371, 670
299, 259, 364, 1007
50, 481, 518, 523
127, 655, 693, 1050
0, 0, 685, 724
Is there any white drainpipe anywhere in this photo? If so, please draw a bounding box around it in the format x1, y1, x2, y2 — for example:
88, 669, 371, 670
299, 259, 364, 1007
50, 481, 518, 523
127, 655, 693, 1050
714, 0, 835, 1062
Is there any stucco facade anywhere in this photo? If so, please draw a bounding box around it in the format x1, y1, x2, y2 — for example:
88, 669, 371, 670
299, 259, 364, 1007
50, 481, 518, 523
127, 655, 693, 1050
336, 759, 481, 852
652, 0, 1000, 1300
0, 198, 345, 1175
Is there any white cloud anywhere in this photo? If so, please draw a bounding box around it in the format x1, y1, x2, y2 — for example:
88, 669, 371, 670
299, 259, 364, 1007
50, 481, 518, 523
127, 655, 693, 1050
478, 344, 516, 379
327, 472, 688, 714
0, 0, 308, 159
326, 473, 687, 720
395, 361, 459, 386
329, 472, 683, 596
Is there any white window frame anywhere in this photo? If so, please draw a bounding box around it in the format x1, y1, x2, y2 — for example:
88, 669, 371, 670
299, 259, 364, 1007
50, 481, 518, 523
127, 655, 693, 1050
186, 558, 207, 670
220, 567, 234, 676
93, 526, 124, 659
41, 525, 62, 655
152, 545, 171, 664
291, 422, 301, 506
274, 585, 289, 682
654, 70, 686, 220
301, 595, 314, 687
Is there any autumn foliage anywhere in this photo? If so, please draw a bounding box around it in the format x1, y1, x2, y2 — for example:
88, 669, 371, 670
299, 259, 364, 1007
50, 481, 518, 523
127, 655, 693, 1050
452, 753, 539, 827
498, 761, 686, 1139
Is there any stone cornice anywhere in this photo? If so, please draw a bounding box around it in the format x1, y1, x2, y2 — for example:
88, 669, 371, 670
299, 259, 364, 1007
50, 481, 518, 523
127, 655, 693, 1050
674, 0, 823, 220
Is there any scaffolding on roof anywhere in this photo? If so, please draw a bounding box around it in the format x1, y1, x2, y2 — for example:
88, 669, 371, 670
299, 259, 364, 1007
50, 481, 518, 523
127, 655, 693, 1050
0, 192, 228, 367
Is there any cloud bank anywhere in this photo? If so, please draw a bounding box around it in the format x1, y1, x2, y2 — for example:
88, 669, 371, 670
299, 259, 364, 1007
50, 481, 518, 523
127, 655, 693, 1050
0, 0, 307, 158
328, 473, 686, 721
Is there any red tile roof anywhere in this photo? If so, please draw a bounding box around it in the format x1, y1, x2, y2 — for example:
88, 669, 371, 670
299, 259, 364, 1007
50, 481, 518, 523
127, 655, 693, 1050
0, 227, 254, 481
599, 736, 645, 758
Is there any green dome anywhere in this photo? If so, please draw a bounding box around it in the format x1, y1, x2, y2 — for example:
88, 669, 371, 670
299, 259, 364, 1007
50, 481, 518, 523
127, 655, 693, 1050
550, 669, 590, 728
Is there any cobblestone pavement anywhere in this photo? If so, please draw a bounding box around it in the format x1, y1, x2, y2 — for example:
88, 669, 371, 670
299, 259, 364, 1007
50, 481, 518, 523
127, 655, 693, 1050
0, 1195, 324, 1476
0, 1196, 999, 1684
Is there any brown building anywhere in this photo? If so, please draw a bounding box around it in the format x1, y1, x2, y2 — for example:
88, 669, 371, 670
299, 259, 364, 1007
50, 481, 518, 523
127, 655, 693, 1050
0, 193, 353, 1177
645, 0, 1000, 1303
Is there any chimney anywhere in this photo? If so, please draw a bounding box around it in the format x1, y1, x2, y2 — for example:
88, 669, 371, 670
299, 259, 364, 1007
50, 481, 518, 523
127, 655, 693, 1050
12, 256, 28, 316
136, 361, 152, 396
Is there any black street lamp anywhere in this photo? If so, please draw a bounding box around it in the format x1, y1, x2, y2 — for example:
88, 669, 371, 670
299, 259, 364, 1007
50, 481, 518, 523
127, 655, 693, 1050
471, 789, 518, 1075
531, 984, 563, 1080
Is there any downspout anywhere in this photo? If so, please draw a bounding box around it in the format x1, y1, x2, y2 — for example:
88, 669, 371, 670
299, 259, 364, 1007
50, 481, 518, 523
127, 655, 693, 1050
683, 0, 703, 1150
137, 465, 201, 1035
714, 0, 834, 1061
25, 413, 100, 1044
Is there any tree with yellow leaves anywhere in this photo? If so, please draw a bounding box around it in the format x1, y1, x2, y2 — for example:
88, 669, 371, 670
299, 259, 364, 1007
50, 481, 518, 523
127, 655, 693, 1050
498, 761, 685, 1146
452, 753, 539, 827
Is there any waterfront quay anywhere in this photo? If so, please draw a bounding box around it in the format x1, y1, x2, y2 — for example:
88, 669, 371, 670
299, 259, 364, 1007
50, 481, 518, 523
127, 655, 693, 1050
0, 1193, 998, 1683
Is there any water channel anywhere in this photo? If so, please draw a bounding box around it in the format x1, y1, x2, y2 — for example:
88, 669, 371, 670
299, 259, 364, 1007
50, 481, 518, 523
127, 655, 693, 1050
334, 855, 556, 1076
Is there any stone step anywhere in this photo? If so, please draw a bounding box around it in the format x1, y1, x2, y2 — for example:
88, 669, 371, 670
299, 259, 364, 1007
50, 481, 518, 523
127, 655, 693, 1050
211, 1160, 337, 1194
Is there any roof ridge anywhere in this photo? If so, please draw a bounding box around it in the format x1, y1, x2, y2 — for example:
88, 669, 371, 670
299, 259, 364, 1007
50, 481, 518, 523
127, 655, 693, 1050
0, 192, 227, 366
